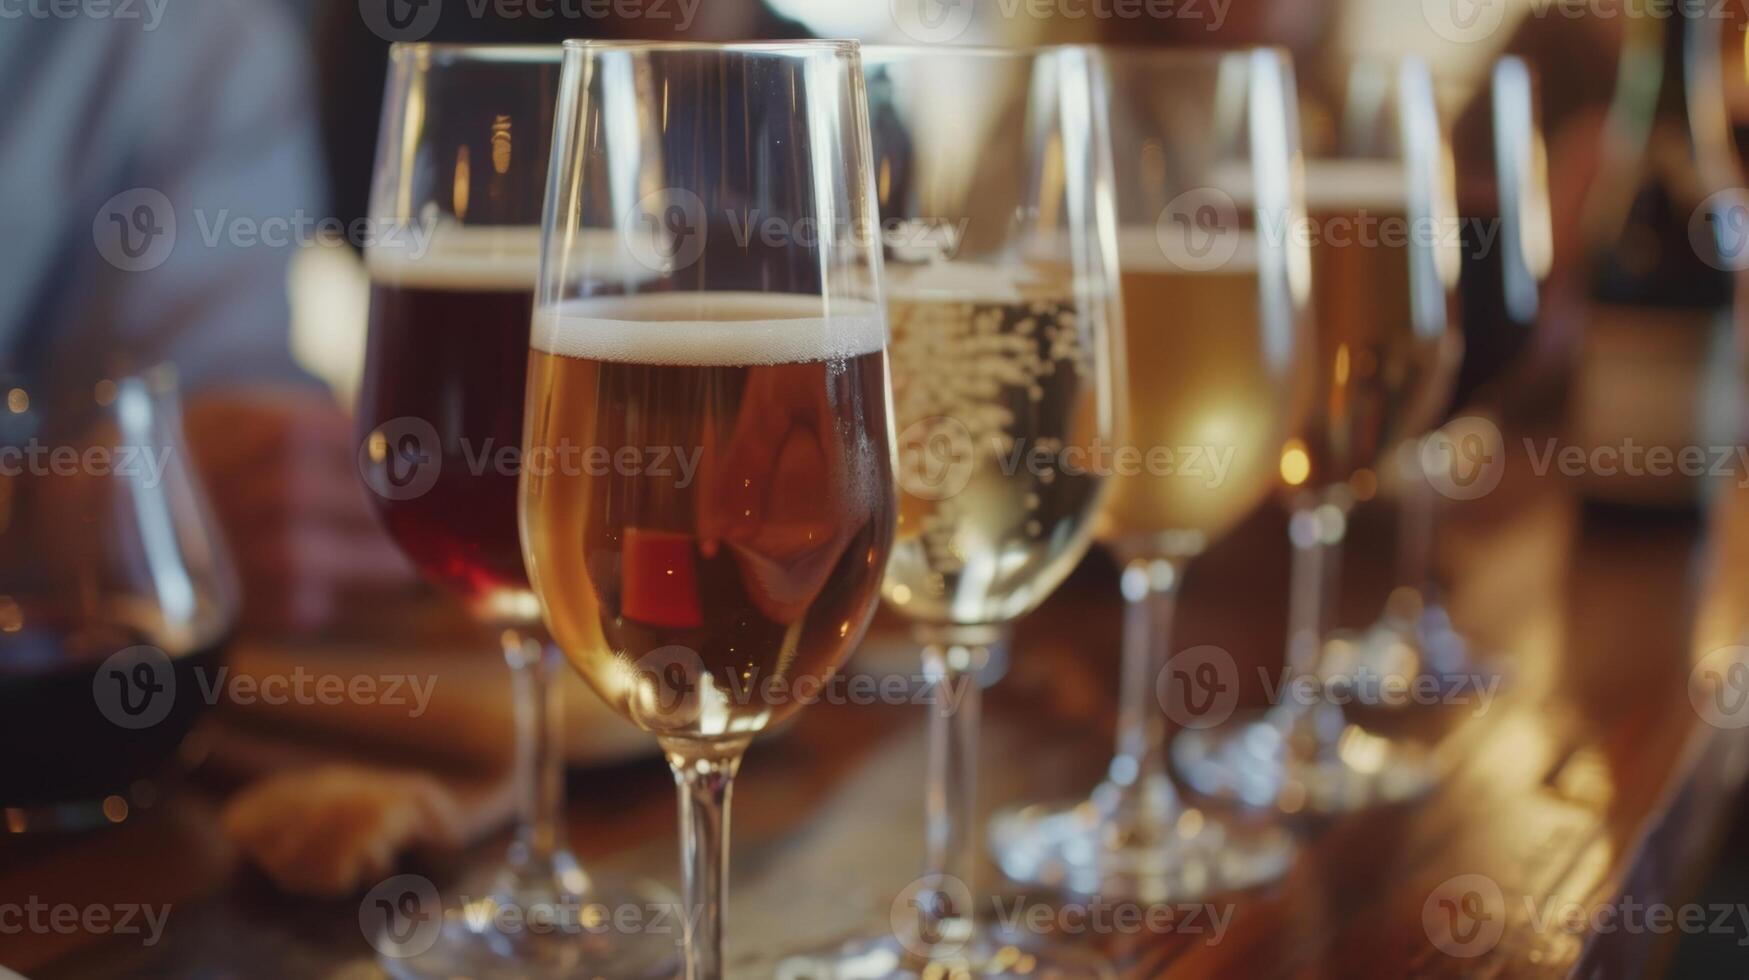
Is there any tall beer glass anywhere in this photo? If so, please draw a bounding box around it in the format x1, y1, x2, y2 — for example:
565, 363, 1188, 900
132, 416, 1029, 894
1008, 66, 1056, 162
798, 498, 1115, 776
521, 40, 894, 980
989, 47, 1313, 901
355, 44, 673, 978
780, 45, 1118, 979
1174, 56, 1464, 815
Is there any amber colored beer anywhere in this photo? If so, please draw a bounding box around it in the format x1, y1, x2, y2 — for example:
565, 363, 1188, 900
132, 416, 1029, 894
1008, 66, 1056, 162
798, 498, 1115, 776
521, 292, 895, 743
1291, 161, 1458, 492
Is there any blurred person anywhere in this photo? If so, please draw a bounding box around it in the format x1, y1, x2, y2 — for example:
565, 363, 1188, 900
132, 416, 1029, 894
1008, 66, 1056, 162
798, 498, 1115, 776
0, 0, 415, 634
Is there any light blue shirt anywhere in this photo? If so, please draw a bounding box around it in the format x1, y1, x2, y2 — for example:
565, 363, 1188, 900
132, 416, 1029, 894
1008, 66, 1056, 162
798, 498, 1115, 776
0, 0, 324, 390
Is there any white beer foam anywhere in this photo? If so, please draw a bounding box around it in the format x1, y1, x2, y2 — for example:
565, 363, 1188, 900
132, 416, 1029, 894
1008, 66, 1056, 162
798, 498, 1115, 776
1116, 227, 1261, 272
1303, 159, 1409, 211
366, 225, 540, 290
366, 226, 660, 290
534, 292, 887, 365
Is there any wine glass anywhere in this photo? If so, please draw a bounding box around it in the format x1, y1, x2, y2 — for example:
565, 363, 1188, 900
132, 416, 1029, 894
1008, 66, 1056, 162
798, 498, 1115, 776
520, 40, 894, 980
1173, 55, 1464, 815
0, 364, 238, 834
1338, 57, 1553, 694
354, 43, 675, 979
777, 45, 1118, 979
987, 47, 1313, 901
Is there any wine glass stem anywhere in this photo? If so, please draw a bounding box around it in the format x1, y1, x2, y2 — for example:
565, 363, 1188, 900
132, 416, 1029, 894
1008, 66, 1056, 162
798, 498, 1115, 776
1106, 557, 1186, 823
1395, 437, 1440, 606
665, 743, 743, 980
1282, 496, 1349, 747
501, 631, 568, 875
917, 625, 1002, 946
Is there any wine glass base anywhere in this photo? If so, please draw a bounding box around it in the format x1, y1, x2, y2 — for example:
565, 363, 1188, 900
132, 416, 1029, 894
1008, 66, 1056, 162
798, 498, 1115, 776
375, 860, 682, 980
1324, 603, 1508, 708
987, 795, 1294, 902
776, 932, 1113, 980
1172, 711, 1442, 815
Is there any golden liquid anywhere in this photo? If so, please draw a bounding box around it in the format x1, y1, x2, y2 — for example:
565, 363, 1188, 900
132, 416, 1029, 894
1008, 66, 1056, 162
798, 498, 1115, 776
1294, 206, 1454, 491
520, 296, 894, 744
882, 277, 1106, 626
1097, 255, 1297, 558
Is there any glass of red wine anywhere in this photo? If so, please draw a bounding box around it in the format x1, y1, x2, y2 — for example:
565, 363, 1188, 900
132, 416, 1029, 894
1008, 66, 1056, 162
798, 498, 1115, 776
354, 44, 675, 979
0, 363, 238, 834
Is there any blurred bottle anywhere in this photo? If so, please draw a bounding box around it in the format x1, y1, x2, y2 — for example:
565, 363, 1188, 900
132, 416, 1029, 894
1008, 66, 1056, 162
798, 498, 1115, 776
1574, 0, 1739, 510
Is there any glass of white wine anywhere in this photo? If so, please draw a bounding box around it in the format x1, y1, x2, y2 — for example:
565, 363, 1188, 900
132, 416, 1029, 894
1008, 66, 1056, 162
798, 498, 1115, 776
778, 45, 1119, 980
1173, 55, 1465, 816
1341, 57, 1552, 697
520, 40, 894, 980
987, 47, 1314, 901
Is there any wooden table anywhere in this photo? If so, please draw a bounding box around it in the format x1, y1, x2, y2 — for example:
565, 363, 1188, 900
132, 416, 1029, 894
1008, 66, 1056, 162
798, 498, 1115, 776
5, 460, 1748, 978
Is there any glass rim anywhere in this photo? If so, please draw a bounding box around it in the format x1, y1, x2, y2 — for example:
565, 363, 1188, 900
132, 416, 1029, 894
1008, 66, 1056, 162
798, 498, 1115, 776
560, 38, 859, 55
1096, 43, 1293, 67
389, 42, 563, 63
861, 42, 1091, 59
